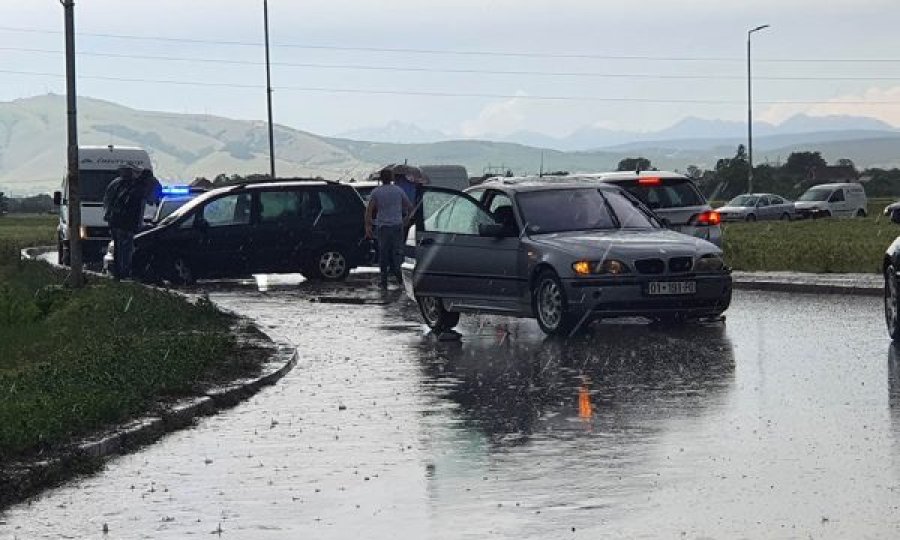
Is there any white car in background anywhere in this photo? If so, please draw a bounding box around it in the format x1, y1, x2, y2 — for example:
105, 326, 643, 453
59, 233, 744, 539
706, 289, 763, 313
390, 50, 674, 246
794, 182, 868, 219
716, 193, 796, 222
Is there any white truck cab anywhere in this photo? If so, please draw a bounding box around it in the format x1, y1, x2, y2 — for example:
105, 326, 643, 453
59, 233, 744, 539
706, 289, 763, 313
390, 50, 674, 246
53, 145, 153, 264
795, 182, 868, 219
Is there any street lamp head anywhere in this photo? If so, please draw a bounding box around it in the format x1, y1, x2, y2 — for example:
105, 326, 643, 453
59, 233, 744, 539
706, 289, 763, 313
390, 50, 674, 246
749, 24, 771, 34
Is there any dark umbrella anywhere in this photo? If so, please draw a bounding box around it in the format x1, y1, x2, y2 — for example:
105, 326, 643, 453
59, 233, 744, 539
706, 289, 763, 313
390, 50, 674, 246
374, 163, 429, 184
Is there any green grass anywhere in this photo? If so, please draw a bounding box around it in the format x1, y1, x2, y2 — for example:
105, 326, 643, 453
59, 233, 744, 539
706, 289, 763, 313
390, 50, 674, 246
721, 199, 897, 273
0, 216, 241, 460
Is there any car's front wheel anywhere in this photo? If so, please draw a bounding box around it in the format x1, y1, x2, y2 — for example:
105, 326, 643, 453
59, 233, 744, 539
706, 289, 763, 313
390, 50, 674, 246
885, 265, 900, 340
533, 270, 576, 336
417, 295, 460, 332
168, 256, 195, 285
780, 213, 791, 221
745, 214, 757, 222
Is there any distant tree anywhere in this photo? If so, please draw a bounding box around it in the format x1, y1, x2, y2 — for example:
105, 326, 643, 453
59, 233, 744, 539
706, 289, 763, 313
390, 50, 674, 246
0, 191, 7, 215
712, 145, 751, 198
783, 151, 827, 177
616, 157, 652, 172
685, 165, 703, 180
835, 158, 856, 169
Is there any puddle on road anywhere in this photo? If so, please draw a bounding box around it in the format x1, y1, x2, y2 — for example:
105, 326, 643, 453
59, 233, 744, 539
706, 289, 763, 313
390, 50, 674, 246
3, 287, 898, 539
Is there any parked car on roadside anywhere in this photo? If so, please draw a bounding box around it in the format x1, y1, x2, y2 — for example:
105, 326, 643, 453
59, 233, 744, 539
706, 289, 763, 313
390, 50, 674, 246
883, 204, 900, 339
402, 181, 732, 336
130, 180, 370, 284
795, 182, 868, 219
569, 171, 723, 246
716, 193, 796, 222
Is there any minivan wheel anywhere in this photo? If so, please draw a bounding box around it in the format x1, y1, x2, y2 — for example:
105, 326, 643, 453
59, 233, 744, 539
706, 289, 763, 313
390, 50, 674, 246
169, 257, 195, 285
533, 270, 576, 336
745, 214, 757, 222
417, 295, 460, 332
309, 248, 350, 281
856, 209, 867, 218
885, 265, 900, 340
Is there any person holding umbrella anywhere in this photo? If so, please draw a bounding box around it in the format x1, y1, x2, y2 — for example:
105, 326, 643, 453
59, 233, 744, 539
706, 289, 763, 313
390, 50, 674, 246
365, 168, 413, 289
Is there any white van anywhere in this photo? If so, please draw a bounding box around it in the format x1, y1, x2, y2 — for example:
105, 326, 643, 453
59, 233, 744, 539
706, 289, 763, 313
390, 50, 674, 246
794, 183, 868, 219
53, 145, 153, 264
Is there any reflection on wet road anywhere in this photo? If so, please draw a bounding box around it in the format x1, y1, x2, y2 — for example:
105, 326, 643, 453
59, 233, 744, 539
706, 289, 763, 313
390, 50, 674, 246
2, 276, 899, 539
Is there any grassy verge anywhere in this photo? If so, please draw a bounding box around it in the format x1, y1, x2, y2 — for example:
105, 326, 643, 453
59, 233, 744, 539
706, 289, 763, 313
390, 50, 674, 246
721, 199, 897, 273
0, 216, 247, 461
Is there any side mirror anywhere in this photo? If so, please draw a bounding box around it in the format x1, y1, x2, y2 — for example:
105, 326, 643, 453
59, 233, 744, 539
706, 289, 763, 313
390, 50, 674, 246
53, 191, 62, 206
478, 222, 506, 237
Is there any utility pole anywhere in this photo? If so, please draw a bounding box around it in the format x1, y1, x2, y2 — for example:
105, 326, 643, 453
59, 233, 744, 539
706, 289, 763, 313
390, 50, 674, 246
62, 0, 83, 287
263, 0, 276, 179
747, 24, 770, 195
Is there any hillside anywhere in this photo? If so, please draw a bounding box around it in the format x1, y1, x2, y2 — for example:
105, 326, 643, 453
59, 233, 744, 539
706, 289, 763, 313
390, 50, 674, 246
2, 94, 900, 194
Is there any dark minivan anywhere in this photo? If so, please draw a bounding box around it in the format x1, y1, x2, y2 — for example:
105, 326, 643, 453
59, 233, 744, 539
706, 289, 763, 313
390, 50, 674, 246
131, 180, 369, 284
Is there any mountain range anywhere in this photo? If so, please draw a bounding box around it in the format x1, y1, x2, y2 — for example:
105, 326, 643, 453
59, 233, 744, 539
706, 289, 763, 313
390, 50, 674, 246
2, 94, 900, 195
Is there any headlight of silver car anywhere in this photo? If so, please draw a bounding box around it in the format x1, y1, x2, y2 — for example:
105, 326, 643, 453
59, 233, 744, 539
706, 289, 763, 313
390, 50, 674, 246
694, 254, 725, 273
572, 259, 631, 276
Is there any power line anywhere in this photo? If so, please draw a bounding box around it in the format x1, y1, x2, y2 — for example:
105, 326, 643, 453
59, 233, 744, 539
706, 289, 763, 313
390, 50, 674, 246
2, 46, 900, 82
2, 25, 900, 64
4, 68, 900, 105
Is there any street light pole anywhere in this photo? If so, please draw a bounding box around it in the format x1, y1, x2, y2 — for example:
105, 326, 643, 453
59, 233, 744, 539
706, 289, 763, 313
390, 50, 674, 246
747, 24, 769, 195
263, 0, 276, 179
61, 0, 83, 287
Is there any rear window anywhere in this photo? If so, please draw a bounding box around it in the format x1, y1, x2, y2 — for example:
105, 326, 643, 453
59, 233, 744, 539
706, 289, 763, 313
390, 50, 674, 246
616, 178, 705, 210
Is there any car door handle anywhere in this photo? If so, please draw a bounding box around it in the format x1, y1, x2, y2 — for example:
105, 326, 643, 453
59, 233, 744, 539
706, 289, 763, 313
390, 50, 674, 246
420, 238, 435, 246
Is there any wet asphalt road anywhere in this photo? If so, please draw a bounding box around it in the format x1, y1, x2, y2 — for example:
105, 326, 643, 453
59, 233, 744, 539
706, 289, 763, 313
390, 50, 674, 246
2, 274, 900, 539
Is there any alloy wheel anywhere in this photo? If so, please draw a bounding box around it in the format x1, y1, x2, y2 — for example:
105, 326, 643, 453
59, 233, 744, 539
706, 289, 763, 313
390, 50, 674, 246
538, 279, 563, 330
420, 296, 441, 325
318, 251, 347, 280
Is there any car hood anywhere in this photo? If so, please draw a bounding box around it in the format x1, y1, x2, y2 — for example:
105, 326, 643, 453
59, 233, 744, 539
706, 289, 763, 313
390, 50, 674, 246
529, 229, 720, 259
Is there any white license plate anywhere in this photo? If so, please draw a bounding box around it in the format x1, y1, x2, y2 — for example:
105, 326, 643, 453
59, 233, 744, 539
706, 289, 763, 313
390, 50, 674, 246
646, 281, 696, 295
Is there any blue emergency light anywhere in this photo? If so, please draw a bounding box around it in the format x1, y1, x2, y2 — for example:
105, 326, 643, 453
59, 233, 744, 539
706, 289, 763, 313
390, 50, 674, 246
160, 186, 191, 196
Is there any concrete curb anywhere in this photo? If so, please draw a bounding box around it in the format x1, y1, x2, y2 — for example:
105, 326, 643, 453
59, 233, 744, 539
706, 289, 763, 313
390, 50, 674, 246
3, 246, 299, 509
732, 279, 882, 297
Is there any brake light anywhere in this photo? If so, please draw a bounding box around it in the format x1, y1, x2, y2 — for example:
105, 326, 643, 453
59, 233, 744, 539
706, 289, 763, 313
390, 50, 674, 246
696, 210, 721, 226
638, 177, 662, 186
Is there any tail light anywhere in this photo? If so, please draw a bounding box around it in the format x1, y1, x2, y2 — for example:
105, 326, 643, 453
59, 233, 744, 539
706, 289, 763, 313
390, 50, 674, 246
694, 210, 721, 226
638, 177, 662, 186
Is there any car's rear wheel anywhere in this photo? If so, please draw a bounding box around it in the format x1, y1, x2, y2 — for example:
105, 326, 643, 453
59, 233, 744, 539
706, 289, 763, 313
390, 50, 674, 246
885, 265, 900, 340
417, 295, 460, 332
745, 214, 756, 222
533, 270, 576, 336
307, 248, 350, 281
856, 209, 867, 218
780, 213, 791, 221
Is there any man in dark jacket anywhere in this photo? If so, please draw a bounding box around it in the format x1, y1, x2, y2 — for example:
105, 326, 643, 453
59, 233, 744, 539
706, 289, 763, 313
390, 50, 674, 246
103, 165, 150, 279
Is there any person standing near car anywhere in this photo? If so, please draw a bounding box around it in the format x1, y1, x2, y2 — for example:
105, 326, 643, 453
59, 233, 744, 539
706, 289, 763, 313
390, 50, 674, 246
365, 169, 413, 289
103, 165, 148, 280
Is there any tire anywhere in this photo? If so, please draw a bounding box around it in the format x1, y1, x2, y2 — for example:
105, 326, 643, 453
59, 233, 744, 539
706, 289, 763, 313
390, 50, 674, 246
856, 209, 867, 218
307, 247, 350, 281
745, 214, 757, 222
780, 213, 791, 221
532, 270, 576, 336
416, 295, 460, 332
57, 237, 69, 266
885, 265, 900, 340
169, 256, 195, 285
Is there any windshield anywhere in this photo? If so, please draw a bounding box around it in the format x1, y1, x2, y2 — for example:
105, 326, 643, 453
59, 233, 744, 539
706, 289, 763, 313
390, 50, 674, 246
155, 198, 194, 221
799, 189, 832, 202
727, 195, 759, 207
516, 188, 657, 234
618, 178, 705, 209
79, 170, 120, 202
157, 189, 224, 226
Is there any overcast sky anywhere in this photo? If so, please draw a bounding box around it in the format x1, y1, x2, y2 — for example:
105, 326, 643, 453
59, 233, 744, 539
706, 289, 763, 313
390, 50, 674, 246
2, 0, 899, 137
